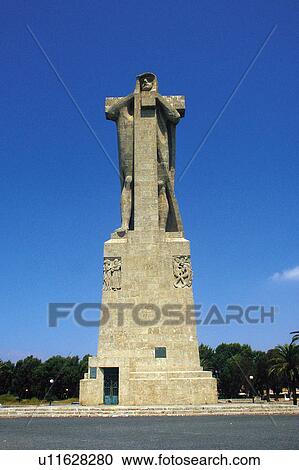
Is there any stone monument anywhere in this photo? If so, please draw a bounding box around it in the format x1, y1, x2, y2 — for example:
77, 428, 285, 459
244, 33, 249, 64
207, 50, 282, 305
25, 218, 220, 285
79, 73, 217, 405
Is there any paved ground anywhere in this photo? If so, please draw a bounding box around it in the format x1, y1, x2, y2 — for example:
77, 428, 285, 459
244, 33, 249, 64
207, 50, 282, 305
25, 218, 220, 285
0, 415, 298, 449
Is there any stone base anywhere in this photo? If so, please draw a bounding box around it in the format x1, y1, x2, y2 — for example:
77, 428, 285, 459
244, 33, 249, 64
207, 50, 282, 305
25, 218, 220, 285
79, 377, 103, 406
125, 376, 217, 406
79, 230, 218, 406
80, 352, 217, 406
2, 403, 299, 418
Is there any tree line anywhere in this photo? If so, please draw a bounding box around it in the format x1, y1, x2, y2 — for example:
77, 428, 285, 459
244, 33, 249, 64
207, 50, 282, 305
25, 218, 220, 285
0, 355, 89, 401
199, 341, 299, 405
0, 340, 298, 404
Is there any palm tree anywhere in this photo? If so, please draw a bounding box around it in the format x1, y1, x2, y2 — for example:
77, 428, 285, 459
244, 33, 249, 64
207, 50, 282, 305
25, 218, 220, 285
291, 331, 299, 344
270, 344, 299, 405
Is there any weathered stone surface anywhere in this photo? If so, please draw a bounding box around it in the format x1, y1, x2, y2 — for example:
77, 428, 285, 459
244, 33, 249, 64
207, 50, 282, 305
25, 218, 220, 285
2, 403, 298, 419
79, 73, 217, 406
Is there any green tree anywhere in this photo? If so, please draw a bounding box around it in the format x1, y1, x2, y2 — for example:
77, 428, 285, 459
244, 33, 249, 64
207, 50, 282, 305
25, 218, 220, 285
291, 331, 299, 344
254, 351, 272, 400
214, 343, 243, 370
42, 355, 81, 400
213, 343, 255, 398
7, 354, 91, 402
270, 344, 299, 405
266, 349, 286, 400
79, 354, 91, 379
62, 356, 81, 398
11, 356, 42, 399
0, 360, 14, 395
198, 344, 215, 371
221, 347, 255, 398
32, 362, 48, 399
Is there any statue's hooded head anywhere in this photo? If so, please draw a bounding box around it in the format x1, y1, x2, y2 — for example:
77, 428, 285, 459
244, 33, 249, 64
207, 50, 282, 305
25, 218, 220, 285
136, 72, 157, 92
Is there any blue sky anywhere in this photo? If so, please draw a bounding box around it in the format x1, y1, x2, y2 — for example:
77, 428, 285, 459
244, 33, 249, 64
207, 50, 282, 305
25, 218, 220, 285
1, 0, 298, 361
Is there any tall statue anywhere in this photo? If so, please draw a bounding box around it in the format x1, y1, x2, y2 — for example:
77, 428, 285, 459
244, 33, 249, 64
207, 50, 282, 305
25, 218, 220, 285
105, 73, 185, 234
80, 73, 218, 407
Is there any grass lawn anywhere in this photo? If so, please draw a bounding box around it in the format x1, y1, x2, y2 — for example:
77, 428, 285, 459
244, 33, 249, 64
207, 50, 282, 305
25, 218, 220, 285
0, 394, 79, 406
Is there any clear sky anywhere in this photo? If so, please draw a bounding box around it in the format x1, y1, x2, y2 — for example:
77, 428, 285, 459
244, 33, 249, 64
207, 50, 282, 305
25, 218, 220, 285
1, 0, 298, 361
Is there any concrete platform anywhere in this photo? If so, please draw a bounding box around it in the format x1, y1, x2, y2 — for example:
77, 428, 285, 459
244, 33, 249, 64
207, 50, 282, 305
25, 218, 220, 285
0, 402, 298, 418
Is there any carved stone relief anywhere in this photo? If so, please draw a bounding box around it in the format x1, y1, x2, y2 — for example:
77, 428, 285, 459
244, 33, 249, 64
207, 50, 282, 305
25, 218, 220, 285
173, 255, 192, 288
103, 257, 122, 291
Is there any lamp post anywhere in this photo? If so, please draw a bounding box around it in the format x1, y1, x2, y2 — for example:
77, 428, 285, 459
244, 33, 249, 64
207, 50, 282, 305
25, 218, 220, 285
48, 378, 54, 406
249, 375, 255, 403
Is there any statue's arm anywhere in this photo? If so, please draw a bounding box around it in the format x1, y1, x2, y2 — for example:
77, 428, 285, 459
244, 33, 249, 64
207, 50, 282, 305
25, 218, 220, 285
157, 94, 180, 124
106, 93, 134, 120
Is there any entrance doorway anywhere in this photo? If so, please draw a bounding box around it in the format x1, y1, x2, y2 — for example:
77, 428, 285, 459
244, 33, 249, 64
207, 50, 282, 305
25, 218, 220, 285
103, 367, 119, 405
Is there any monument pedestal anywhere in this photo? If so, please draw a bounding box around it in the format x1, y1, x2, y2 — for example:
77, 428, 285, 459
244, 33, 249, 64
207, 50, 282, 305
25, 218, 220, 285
80, 230, 217, 405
